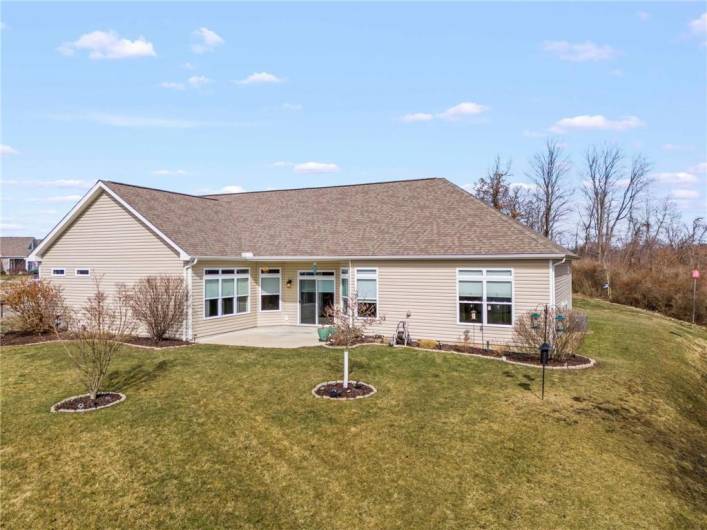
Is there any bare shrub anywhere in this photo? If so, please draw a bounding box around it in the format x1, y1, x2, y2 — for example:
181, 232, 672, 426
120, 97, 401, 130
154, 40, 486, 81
513, 307, 587, 362
124, 275, 188, 343
325, 293, 385, 348
56, 279, 135, 402
1, 278, 66, 334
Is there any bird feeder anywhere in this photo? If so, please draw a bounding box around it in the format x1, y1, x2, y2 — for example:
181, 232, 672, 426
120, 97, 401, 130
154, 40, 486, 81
555, 314, 566, 333
530, 312, 541, 330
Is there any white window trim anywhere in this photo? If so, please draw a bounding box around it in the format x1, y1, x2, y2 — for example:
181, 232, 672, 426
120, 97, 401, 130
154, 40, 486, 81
456, 268, 514, 327
74, 267, 91, 277
355, 267, 379, 318
203, 267, 250, 320
259, 268, 282, 312
51, 268, 66, 277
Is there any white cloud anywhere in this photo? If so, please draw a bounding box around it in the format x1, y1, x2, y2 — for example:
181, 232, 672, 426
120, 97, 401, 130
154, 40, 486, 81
661, 143, 693, 151
53, 112, 205, 128
510, 182, 537, 191
293, 162, 340, 174
610, 68, 624, 77
272, 161, 293, 168
191, 27, 224, 54
183, 62, 195, 70
549, 114, 644, 133
400, 102, 488, 124
0, 223, 24, 230
152, 169, 187, 176
58, 30, 156, 60
438, 102, 489, 121
401, 112, 434, 123
220, 185, 245, 193
689, 12, 707, 34
543, 40, 617, 62
690, 162, 707, 174
654, 172, 699, 184
0, 144, 19, 156
2, 178, 92, 188
41, 194, 83, 203
234, 72, 284, 85
281, 103, 303, 111
187, 75, 212, 88
637, 11, 650, 22
670, 189, 700, 200
160, 81, 186, 91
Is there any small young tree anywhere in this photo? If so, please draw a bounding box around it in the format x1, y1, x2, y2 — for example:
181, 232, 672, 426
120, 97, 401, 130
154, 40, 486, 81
56, 279, 135, 403
124, 275, 188, 343
1, 278, 66, 334
324, 293, 385, 388
513, 306, 587, 362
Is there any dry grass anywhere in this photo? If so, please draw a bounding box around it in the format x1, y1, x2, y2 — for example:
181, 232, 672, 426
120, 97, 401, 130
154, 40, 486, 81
1, 297, 705, 528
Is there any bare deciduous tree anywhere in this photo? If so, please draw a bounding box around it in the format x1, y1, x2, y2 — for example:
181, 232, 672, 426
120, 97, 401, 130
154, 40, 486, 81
580, 145, 651, 297
527, 139, 573, 239
324, 292, 385, 348
55, 278, 135, 403
124, 275, 188, 343
474, 156, 514, 212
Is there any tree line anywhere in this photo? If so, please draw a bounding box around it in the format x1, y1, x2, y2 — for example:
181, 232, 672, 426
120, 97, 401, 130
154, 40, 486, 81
470, 140, 706, 324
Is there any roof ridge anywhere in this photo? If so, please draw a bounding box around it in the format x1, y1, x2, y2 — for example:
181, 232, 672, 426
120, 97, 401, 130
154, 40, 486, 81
203, 177, 443, 197
101, 180, 219, 201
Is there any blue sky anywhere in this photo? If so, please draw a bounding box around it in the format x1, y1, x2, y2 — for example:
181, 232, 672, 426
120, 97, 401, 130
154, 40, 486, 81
1, 2, 705, 239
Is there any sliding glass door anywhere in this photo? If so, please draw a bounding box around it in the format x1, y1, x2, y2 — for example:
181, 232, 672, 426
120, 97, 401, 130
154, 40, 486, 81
299, 271, 335, 325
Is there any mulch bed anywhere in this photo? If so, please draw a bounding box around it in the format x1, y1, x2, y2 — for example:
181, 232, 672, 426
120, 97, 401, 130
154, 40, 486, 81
51, 392, 125, 413
503, 351, 592, 367
0, 331, 63, 346
122, 337, 192, 348
313, 381, 376, 399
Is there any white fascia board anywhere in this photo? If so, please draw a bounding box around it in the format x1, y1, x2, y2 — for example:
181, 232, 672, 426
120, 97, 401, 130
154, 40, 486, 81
28, 181, 191, 261
194, 253, 568, 261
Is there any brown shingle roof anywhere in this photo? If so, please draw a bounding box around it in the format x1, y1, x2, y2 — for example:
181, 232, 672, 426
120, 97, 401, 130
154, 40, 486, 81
102, 178, 572, 258
0, 237, 37, 258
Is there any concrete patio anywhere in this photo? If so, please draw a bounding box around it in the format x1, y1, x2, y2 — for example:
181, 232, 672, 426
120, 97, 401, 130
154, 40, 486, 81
196, 326, 323, 348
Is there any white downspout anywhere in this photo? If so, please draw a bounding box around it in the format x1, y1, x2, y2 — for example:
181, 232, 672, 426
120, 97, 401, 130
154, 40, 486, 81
184, 257, 198, 341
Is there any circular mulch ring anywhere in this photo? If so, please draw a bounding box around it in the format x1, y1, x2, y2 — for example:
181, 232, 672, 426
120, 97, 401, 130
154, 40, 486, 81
50, 392, 126, 413
312, 381, 376, 400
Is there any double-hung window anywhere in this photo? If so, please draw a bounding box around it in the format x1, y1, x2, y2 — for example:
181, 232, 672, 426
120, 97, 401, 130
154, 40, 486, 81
355, 268, 378, 317
340, 268, 349, 313
204, 268, 250, 318
260, 268, 281, 311
458, 269, 513, 326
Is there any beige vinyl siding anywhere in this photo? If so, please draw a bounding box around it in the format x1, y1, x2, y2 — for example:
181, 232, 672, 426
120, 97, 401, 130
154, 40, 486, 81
554, 261, 572, 309
191, 261, 258, 338
38, 192, 183, 324
350, 260, 551, 346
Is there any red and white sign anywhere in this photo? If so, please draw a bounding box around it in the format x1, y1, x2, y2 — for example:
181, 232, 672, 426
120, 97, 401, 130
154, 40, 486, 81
693, 270, 701, 279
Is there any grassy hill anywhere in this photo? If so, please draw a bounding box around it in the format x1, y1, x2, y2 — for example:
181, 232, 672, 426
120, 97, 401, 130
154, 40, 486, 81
1, 297, 705, 528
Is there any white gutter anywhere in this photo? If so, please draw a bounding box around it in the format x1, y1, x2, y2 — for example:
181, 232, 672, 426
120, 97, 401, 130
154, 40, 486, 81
193, 253, 569, 262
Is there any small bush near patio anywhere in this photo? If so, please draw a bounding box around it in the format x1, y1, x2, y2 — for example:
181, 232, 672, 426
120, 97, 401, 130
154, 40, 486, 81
0, 278, 65, 334
1, 297, 705, 528
124, 275, 188, 343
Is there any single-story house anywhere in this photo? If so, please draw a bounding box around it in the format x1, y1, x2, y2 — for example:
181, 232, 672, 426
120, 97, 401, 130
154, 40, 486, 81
0, 237, 41, 274
28, 178, 574, 346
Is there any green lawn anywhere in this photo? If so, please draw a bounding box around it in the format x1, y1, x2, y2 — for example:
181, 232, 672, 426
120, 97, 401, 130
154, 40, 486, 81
1, 297, 705, 529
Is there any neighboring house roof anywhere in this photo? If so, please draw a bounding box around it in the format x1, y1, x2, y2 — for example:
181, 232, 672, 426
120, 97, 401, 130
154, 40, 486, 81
0, 237, 37, 258
96, 178, 573, 259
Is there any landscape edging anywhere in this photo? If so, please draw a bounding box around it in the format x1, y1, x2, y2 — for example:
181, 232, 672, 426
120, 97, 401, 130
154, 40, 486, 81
323, 343, 596, 370
312, 380, 377, 400
50, 392, 126, 413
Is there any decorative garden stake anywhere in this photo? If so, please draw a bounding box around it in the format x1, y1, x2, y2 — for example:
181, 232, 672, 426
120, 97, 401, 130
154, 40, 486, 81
343, 350, 349, 389
539, 342, 550, 400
